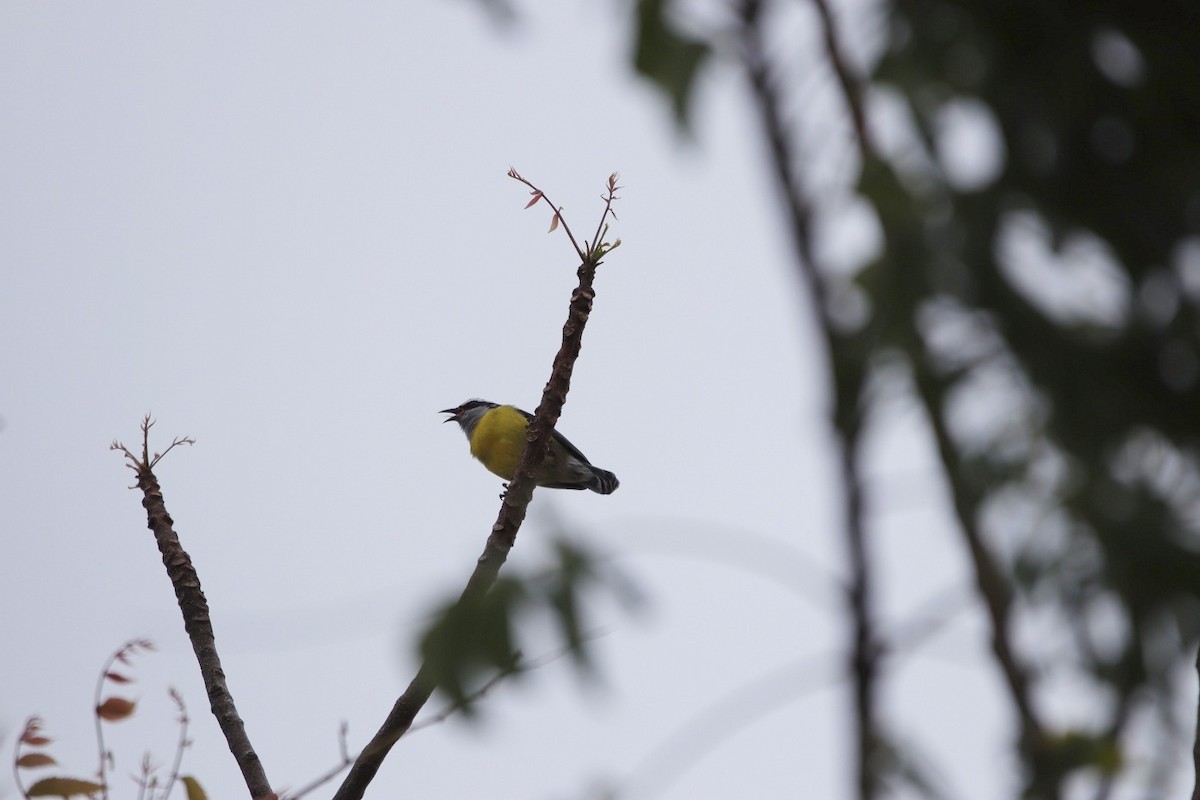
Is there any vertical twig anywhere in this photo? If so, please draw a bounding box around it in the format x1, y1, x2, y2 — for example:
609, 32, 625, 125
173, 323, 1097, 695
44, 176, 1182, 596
802, 0, 1053, 782
909, 366, 1047, 755
737, 2, 879, 797
1192, 647, 1200, 800
794, 0, 1055, 792
809, 0, 873, 155
158, 688, 190, 800
93, 639, 154, 799
814, 0, 1060, 784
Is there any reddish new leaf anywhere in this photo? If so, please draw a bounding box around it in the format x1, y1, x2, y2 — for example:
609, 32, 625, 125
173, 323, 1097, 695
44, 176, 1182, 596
96, 697, 136, 721
104, 671, 132, 684
20, 717, 50, 746
16, 753, 57, 768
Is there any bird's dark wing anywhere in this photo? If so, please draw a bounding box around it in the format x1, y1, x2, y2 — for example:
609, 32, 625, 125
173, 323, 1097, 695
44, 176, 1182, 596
516, 407, 593, 465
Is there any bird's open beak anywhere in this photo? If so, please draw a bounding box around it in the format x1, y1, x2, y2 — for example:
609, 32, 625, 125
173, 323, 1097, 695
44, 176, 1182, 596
440, 407, 459, 422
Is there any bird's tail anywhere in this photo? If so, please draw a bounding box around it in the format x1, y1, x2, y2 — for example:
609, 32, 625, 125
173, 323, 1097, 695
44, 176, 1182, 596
588, 467, 620, 495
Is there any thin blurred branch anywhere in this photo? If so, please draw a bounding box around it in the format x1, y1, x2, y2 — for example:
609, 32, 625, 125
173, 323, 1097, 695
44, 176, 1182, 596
800, 0, 1057, 790
1192, 648, 1200, 800
908, 362, 1051, 786
330, 171, 621, 800
111, 418, 274, 800
810, 0, 1057, 785
886, 585, 972, 655
738, 2, 880, 797
619, 653, 842, 800
278, 723, 352, 800
625, 0, 1200, 795
615, 581, 966, 800
809, 0, 872, 155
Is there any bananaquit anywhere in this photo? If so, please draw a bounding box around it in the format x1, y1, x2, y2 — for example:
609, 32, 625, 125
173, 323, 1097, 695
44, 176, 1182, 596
441, 400, 619, 494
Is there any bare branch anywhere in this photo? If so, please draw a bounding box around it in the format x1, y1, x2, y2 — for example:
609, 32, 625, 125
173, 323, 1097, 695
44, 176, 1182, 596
113, 423, 274, 800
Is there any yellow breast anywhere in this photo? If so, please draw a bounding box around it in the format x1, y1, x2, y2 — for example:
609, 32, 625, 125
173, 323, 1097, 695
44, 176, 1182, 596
469, 405, 530, 480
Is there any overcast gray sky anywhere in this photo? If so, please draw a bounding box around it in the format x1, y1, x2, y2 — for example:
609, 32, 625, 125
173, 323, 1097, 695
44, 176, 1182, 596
0, 2, 1107, 798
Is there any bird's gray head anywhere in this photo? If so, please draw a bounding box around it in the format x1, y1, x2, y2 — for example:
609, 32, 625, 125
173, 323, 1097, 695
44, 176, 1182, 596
440, 399, 497, 438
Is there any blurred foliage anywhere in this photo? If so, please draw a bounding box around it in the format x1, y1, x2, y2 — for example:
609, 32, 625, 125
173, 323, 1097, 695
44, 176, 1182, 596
460, 0, 517, 26
631, 0, 711, 128
630, 0, 1200, 794
418, 538, 638, 713
872, 0, 1200, 693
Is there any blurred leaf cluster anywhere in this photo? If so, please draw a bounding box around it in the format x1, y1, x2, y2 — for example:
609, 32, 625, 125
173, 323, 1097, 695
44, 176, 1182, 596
872, 0, 1200, 698
631, 0, 1200, 792
419, 538, 638, 712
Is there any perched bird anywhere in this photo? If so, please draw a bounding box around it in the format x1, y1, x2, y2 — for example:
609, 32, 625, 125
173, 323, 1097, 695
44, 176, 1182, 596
441, 399, 619, 494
